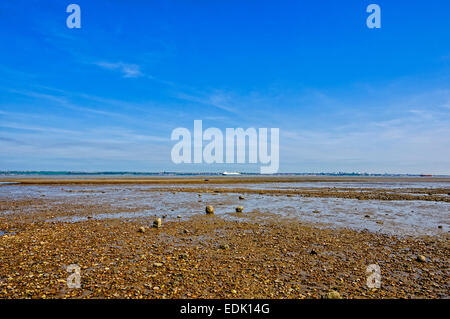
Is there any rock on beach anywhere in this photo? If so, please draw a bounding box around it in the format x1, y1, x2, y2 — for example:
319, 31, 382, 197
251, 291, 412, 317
205, 205, 214, 214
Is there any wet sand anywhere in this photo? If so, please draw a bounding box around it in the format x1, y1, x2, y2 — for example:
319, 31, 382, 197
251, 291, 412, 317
0, 177, 449, 298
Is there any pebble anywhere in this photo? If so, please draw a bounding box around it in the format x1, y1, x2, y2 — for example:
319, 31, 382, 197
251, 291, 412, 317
323, 290, 342, 299
416, 255, 426, 262
153, 262, 163, 267
219, 244, 230, 250
239, 196, 245, 200
235, 206, 244, 213
153, 218, 162, 228
138, 227, 146, 233
205, 205, 214, 214
313, 210, 320, 214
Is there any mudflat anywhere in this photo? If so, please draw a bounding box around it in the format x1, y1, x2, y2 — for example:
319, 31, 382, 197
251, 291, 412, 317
0, 177, 448, 298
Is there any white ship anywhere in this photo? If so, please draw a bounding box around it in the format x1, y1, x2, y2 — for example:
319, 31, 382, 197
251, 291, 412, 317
222, 171, 240, 176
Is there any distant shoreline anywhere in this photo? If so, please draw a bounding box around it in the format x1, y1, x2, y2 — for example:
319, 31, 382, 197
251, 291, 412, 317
1, 175, 450, 185
1, 171, 448, 178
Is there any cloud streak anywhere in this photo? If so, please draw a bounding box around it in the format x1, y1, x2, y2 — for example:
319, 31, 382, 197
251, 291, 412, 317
94, 61, 143, 78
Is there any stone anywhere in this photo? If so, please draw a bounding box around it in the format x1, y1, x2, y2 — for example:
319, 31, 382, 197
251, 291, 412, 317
205, 205, 214, 214
313, 210, 320, 214
138, 227, 146, 233
153, 218, 162, 228
239, 195, 245, 200
310, 249, 318, 255
323, 290, 342, 299
364, 215, 370, 218
153, 262, 163, 267
177, 215, 181, 219
219, 244, 230, 250
416, 255, 426, 262
235, 206, 244, 213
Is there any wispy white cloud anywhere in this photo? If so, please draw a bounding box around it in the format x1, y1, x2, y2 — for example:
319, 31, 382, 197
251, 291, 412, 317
175, 91, 238, 114
7, 89, 130, 119
94, 61, 143, 78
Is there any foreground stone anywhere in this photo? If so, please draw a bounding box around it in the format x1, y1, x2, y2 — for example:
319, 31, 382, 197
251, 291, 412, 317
323, 290, 342, 299
205, 205, 214, 214
153, 218, 162, 228
416, 255, 427, 262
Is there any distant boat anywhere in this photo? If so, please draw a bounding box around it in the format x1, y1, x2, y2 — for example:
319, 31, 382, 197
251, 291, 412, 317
222, 171, 240, 176
420, 174, 432, 177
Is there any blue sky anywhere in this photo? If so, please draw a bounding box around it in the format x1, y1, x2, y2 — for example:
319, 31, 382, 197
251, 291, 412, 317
1, 0, 449, 173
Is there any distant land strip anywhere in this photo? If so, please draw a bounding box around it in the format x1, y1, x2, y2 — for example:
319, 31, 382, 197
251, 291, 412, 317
1, 176, 450, 185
